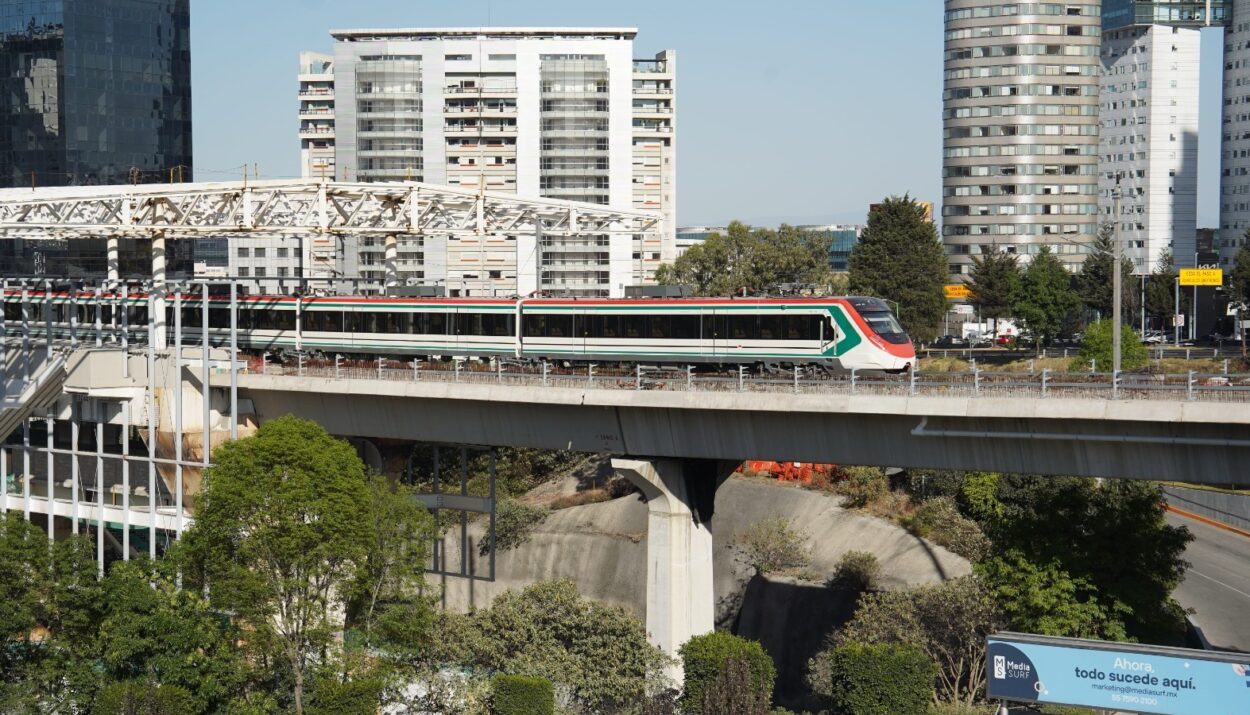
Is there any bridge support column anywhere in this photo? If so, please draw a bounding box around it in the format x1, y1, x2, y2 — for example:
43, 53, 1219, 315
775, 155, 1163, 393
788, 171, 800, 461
612, 457, 730, 686
151, 234, 167, 348
106, 237, 120, 282
383, 233, 398, 291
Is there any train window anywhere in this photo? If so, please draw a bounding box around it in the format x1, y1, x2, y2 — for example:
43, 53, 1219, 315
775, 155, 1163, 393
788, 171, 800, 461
180, 306, 203, 328
670, 315, 699, 340
784, 315, 820, 341
248, 309, 296, 331
647, 316, 668, 339
523, 314, 574, 339
346, 313, 375, 333
728, 316, 754, 341
376, 312, 411, 334
456, 313, 482, 335
758, 315, 784, 341
303, 310, 343, 333
481, 313, 514, 336
411, 312, 449, 335
208, 308, 230, 329
127, 306, 150, 326
4, 304, 21, 321
582, 313, 622, 339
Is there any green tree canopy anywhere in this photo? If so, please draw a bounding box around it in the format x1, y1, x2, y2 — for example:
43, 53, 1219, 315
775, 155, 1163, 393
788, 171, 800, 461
655, 221, 843, 296
976, 550, 1131, 642
1144, 250, 1191, 325
181, 415, 374, 715
1072, 320, 1148, 372
1078, 224, 1141, 321
965, 245, 1021, 329
1231, 245, 1250, 308
848, 196, 947, 342
1010, 246, 1081, 347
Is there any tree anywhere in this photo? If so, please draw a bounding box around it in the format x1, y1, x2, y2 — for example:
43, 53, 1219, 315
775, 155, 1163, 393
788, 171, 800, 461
824, 643, 936, 715
1010, 246, 1081, 348
987, 476, 1193, 643
976, 550, 1131, 642
1071, 320, 1148, 372
1144, 250, 1190, 328
1231, 245, 1250, 355
181, 415, 374, 715
1078, 224, 1140, 322
734, 515, 811, 576
848, 196, 947, 342
965, 245, 1020, 334
699, 657, 772, 715
816, 577, 1002, 705
345, 476, 437, 652
448, 580, 668, 710
0, 514, 51, 710
98, 559, 252, 715
655, 221, 842, 296
679, 632, 776, 715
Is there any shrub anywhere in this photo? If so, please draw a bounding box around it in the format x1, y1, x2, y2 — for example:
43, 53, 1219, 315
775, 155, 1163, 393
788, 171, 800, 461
735, 516, 811, 576
307, 677, 383, 715
95, 682, 198, 715
481, 498, 548, 556
902, 496, 990, 561
699, 656, 771, 715
679, 632, 776, 715
826, 642, 937, 715
1070, 320, 1147, 372
837, 466, 889, 508
492, 674, 555, 715
829, 550, 881, 591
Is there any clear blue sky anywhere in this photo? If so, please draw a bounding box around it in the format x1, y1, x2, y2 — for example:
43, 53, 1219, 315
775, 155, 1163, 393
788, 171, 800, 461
191, 0, 1225, 227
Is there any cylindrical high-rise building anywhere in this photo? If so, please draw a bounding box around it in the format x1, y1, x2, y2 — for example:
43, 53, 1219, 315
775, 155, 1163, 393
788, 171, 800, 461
942, 1, 1103, 279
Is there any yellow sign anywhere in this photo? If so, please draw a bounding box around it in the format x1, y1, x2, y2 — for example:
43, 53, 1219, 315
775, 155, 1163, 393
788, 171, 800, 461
944, 284, 971, 300
1179, 268, 1223, 287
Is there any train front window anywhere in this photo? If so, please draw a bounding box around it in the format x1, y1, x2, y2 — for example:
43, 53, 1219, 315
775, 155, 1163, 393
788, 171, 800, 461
861, 310, 909, 344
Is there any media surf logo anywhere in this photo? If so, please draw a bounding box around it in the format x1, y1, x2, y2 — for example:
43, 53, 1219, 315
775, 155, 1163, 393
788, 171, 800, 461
988, 642, 1041, 702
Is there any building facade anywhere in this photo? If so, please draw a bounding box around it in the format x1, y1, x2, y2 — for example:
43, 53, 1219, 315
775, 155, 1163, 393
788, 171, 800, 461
1222, 0, 1250, 264
0, 0, 193, 277
298, 51, 336, 179
941, 1, 1103, 279
292, 28, 676, 297
1099, 19, 1201, 274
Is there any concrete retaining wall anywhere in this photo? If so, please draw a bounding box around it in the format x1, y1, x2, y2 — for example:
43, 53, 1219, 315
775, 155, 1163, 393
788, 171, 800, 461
1163, 486, 1250, 533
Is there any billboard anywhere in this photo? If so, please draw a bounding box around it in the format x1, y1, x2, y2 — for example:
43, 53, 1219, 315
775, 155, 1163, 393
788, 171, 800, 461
944, 284, 971, 300
987, 633, 1250, 715
1179, 268, 1223, 287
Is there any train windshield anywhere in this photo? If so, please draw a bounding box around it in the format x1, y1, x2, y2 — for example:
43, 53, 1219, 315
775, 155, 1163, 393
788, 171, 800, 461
861, 310, 910, 344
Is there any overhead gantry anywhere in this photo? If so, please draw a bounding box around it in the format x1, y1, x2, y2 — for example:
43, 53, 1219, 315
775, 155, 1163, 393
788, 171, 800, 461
0, 178, 659, 342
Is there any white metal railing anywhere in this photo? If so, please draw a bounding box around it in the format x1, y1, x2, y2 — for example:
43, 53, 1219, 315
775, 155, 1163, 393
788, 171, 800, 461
250, 358, 1250, 404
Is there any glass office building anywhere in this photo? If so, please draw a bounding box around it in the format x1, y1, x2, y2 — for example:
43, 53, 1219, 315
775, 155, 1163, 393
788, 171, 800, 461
0, 0, 193, 278
1103, 0, 1230, 29
0, 0, 192, 188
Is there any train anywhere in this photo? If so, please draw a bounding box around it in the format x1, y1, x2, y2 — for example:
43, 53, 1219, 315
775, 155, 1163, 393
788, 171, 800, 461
2, 292, 915, 373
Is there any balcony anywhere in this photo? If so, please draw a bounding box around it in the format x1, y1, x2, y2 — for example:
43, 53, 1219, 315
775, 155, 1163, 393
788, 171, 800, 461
445, 85, 518, 95
444, 125, 518, 135
633, 60, 668, 74
299, 126, 336, 137
632, 124, 673, 133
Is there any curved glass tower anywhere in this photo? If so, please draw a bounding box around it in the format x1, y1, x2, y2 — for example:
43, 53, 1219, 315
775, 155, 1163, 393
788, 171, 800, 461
942, 1, 1104, 278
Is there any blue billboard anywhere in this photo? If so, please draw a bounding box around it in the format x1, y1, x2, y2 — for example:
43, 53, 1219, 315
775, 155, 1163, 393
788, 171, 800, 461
987, 633, 1250, 715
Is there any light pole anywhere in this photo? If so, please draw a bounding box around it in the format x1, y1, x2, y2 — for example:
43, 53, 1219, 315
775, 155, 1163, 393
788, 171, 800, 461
1174, 276, 1181, 347
1112, 177, 1123, 374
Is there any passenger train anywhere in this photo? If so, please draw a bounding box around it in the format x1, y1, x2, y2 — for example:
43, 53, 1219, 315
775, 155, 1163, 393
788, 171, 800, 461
2, 292, 915, 373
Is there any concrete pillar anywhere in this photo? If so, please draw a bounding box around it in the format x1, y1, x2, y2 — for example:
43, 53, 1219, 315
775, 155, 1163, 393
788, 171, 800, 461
383, 233, 399, 291
106, 237, 120, 282
151, 234, 167, 348
612, 458, 729, 686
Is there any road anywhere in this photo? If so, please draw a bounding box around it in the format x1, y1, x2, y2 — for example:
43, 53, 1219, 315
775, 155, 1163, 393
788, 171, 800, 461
1168, 511, 1250, 653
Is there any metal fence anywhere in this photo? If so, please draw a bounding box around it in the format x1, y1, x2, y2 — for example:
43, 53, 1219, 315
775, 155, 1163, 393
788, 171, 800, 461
249, 355, 1250, 403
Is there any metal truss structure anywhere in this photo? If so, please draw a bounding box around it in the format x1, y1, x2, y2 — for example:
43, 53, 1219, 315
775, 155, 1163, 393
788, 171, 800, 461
0, 178, 659, 239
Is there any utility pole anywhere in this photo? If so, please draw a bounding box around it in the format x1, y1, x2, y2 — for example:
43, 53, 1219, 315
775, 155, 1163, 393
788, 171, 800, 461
1174, 276, 1181, 347
1113, 177, 1122, 374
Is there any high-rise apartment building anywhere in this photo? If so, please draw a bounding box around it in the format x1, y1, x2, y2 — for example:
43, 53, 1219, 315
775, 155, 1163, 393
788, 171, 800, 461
1221, 0, 1250, 264
1100, 9, 1203, 274
0, 0, 193, 276
942, 1, 1103, 278
295, 28, 676, 297
298, 51, 336, 179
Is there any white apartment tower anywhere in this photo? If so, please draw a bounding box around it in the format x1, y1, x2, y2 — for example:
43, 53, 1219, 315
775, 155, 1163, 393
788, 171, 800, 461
1222, 0, 1250, 264
1099, 23, 1201, 273
298, 52, 336, 179
295, 28, 676, 297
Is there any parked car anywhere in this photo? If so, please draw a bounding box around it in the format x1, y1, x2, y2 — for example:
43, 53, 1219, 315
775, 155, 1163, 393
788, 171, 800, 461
971, 337, 994, 349
995, 334, 1016, 347
933, 335, 970, 349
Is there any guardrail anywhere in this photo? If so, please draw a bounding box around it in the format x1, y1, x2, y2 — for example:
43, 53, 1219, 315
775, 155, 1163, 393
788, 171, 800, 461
248, 356, 1250, 403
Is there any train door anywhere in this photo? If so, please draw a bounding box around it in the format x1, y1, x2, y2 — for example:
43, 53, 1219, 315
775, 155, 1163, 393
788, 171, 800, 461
820, 312, 837, 356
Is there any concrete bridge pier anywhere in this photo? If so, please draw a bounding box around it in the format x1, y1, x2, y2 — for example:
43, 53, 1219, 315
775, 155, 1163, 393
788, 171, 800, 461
612, 457, 732, 686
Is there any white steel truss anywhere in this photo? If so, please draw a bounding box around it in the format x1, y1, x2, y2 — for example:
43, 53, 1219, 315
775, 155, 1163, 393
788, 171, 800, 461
0, 178, 658, 239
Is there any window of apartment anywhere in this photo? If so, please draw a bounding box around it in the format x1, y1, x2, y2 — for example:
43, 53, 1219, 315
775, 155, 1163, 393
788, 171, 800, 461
237, 247, 248, 258
446, 54, 472, 61
254, 247, 266, 259
255, 268, 267, 278
276, 248, 288, 259
278, 267, 289, 277
238, 267, 249, 277
488, 54, 515, 61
